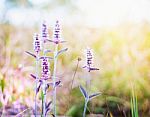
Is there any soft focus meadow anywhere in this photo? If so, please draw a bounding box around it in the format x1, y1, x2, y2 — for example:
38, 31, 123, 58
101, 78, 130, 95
0, 0, 150, 116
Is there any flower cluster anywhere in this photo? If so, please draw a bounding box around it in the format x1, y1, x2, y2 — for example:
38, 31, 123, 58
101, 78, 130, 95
26, 20, 67, 117
26, 19, 101, 117
33, 33, 42, 53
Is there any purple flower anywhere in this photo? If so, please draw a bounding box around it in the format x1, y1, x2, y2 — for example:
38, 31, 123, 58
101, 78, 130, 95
48, 20, 66, 44
83, 48, 99, 72
33, 33, 42, 53
41, 57, 50, 80
41, 21, 49, 43
53, 20, 61, 44
86, 48, 93, 68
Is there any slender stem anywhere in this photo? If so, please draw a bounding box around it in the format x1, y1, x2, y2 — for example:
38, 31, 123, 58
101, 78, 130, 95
35, 53, 39, 117
83, 72, 91, 117
70, 59, 80, 91
68, 59, 80, 108
43, 75, 47, 115
42, 45, 46, 117
83, 99, 88, 117
41, 90, 44, 116
85, 72, 91, 95
53, 44, 58, 116
104, 95, 110, 116
15, 108, 31, 117
42, 80, 46, 117
131, 83, 138, 117
65, 58, 80, 115
1, 104, 5, 117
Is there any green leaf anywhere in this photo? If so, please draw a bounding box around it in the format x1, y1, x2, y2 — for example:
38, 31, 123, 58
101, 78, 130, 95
79, 85, 88, 99
0, 79, 5, 93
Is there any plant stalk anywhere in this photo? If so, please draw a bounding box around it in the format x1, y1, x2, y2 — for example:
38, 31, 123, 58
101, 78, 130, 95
42, 45, 47, 117
68, 59, 80, 105
42, 80, 46, 117
35, 53, 39, 117
83, 99, 88, 117
53, 44, 58, 116
83, 71, 91, 117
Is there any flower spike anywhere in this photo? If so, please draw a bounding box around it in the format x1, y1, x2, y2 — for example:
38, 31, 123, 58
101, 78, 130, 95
41, 57, 50, 80
83, 48, 99, 72
48, 20, 66, 44
41, 21, 49, 43
33, 33, 42, 53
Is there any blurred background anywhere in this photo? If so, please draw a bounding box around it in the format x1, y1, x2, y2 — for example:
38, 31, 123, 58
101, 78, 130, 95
0, 0, 150, 116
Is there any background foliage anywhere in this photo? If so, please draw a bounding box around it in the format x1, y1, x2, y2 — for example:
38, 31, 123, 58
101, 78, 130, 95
0, 0, 150, 116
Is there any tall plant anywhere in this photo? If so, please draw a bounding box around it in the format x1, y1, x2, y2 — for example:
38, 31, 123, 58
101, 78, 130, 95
26, 21, 53, 117
48, 20, 67, 117
26, 33, 42, 116
79, 48, 101, 117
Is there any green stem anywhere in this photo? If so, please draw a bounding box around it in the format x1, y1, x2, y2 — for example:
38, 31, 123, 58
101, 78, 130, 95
53, 44, 58, 116
68, 59, 80, 109
70, 59, 80, 93
42, 80, 46, 117
1, 104, 5, 117
42, 45, 47, 117
35, 53, 39, 117
83, 99, 88, 117
85, 72, 91, 94
131, 83, 138, 117
83, 71, 91, 117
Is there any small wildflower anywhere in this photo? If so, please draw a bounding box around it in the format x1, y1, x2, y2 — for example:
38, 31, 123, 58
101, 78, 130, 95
48, 20, 66, 44
86, 48, 93, 68
53, 20, 61, 44
83, 48, 99, 72
41, 21, 49, 43
41, 57, 50, 80
80, 48, 100, 117
33, 33, 42, 53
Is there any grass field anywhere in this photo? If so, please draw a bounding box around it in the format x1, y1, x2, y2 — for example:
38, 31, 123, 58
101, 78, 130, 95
0, 21, 150, 116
